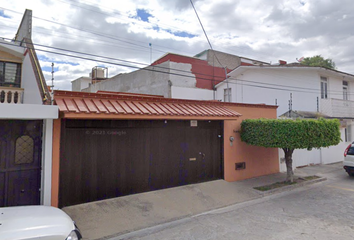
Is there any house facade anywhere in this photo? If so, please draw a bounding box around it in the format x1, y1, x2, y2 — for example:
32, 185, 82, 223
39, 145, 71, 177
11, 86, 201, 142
51, 90, 278, 207
73, 50, 269, 101
215, 62, 354, 170
0, 10, 58, 207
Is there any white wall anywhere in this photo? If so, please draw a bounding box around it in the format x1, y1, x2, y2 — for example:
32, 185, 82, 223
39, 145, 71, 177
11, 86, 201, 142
0, 104, 58, 119
72, 77, 91, 92
279, 148, 321, 172
217, 67, 354, 170
216, 68, 321, 116
41, 119, 54, 206
21, 53, 42, 104
169, 62, 196, 88
171, 86, 214, 100
83, 62, 171, 97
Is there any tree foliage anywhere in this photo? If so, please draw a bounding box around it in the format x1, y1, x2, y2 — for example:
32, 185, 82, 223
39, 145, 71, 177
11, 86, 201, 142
240, 118, 341, 149
240, 118, 341, 182
300, 55, 336, 69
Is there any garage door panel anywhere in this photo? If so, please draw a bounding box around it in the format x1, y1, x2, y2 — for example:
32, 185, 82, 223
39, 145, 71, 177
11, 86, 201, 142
60, 120, 222, 207
148, 127, 185, 190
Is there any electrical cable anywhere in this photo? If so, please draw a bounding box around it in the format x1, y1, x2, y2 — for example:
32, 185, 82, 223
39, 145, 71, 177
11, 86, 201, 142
0, 6, 198, 56
1, 38, 352, 96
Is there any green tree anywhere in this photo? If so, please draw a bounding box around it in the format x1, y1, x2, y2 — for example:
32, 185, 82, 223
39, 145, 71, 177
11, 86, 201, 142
240, 118, 341, 182
300, 55, 336, 69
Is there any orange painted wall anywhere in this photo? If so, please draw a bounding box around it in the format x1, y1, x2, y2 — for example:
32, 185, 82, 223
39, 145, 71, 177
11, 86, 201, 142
51, 119, 61, 207
223, 105, 279, 182
50, 102, 278, 206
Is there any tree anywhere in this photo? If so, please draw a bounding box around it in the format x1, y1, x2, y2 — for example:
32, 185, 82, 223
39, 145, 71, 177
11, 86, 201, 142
240, 118, 341, 182
300, 55, 336, 69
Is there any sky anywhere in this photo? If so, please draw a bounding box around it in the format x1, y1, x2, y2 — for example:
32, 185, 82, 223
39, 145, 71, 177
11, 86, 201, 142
1, 0, 353, 90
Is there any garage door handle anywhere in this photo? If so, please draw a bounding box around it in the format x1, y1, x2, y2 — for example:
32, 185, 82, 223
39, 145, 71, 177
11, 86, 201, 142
21, 189, 25, 193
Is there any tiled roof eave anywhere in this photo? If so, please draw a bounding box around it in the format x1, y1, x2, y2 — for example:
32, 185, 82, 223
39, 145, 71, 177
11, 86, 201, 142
54, 91, 242, 119
59, 112, 240, 120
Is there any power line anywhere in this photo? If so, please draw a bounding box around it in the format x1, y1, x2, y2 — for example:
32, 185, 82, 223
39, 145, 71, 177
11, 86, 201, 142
1, 38, 350, 96
0, 24, 161, 55
0, 6, 197, 57
0, 7, 166, 53
189, 0, 223, 67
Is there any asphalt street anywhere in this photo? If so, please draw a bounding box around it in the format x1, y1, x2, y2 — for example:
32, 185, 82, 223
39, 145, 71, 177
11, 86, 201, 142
116, 167, 354, 240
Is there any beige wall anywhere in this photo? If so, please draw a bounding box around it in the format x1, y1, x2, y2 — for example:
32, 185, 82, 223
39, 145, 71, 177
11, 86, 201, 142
0, 49, 22, 63
223, 104, 279, 182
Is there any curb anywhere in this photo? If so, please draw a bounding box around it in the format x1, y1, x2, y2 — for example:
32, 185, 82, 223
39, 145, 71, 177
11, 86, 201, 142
256, 177, 327, 197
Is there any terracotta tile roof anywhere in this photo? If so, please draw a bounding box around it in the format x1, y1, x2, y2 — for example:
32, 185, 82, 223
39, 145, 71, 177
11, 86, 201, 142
54, 90, 241, 119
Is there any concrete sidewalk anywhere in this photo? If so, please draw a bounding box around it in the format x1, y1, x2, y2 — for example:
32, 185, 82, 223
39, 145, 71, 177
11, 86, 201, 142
63, 163, 343, 240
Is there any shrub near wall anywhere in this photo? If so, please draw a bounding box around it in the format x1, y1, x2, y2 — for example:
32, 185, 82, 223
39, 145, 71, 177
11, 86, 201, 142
240, 118, 341, 181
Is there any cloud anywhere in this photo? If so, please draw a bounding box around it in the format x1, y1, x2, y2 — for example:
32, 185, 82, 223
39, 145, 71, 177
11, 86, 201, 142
1, 0, 353, 91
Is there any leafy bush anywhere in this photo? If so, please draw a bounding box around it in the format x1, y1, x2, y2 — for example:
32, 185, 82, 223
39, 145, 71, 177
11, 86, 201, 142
240, 118, 341, 149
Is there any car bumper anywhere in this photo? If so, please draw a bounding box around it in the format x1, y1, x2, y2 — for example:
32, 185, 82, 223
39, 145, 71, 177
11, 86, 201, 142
344, 165, 354, 174
343, 159, 354, 168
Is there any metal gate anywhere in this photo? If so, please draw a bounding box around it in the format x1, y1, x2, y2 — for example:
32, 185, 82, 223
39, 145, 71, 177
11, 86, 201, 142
0, 120, 42, 207
59, 120, 223, 207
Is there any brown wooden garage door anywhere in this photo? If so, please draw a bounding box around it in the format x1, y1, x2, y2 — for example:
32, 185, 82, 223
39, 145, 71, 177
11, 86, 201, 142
59, 120, 223, 207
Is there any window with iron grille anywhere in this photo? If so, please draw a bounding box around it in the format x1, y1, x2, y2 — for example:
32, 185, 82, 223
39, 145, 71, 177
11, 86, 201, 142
0, 61, 22, 88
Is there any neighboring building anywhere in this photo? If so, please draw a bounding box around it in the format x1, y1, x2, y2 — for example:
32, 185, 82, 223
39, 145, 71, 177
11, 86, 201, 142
215, 61, 354, 169
72, 50, 269, 101
0, 9, 58, 207
51, 90, 278, 207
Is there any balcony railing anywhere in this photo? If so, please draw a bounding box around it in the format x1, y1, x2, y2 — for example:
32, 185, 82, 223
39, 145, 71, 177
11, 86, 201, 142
320, 98, 354, 118
0, 87, 24, 104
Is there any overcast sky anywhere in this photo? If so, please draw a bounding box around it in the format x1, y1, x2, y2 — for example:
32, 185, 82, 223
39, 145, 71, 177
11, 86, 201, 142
1, 0, 353, 90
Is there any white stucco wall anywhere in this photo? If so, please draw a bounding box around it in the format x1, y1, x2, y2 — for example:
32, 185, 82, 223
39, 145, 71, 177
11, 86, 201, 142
279, 148, 321, 172
71, 77, 91, 92
41, 119, 54, 206
217, 67, 354, 170
171, 86, 214, 100
21, 53, 42, 104
216, 68, 321, 116
169, 62, 197, 88
83, 62, 171, 97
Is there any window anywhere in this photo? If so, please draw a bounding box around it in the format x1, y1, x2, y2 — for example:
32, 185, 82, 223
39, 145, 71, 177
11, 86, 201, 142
15, 135, 34, 164
320, 77, 328, 99
343, 81, 349, 100
223, 88, 231, 102
0, 61, 22, 87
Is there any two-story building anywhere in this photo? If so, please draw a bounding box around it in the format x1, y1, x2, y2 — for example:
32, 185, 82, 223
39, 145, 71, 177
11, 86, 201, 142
215, 61, 354, 170
72, 50, 269, 101
0, 9, 58, 207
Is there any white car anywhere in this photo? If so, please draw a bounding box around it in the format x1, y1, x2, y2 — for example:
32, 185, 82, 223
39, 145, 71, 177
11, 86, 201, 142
344, 143, 354, 176
0, 206, 82, 240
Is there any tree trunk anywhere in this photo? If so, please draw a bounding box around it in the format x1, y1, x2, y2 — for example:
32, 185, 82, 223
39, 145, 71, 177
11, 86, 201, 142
283, 148, 294, 182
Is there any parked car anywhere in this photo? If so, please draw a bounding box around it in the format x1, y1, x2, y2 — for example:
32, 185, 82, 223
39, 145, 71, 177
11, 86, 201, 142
0, 206, 82, 240
343, 143, 354, 176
